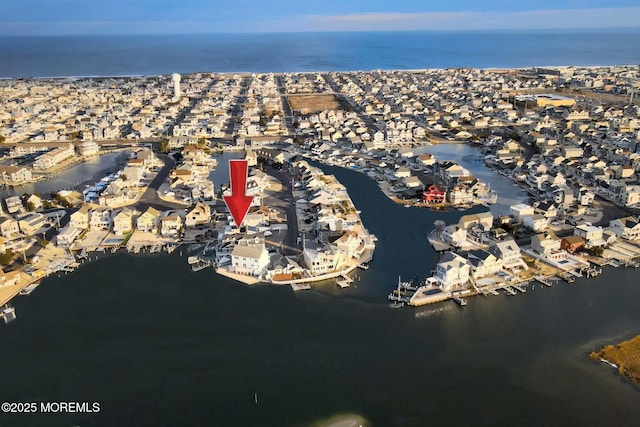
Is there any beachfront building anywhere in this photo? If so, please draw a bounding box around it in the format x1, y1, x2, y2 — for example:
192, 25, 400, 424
33, 143, 76, 170
433, 252, 470, 292
137, 207, 160, 233
0, 166, 32, 184
231, 238, 270, 277
609, 217, 640, 241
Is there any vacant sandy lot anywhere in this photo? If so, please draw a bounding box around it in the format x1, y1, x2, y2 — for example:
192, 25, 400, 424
287, 94, 342, 113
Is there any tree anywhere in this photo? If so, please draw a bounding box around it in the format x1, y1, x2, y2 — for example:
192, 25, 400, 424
197, 137, 206, 146
158, 139, 170, 153
0, 135, 5, 143
26, 201, 36, 212
120, 174, 127, 181
0, 250, 16, 266
37, 238, 50, 248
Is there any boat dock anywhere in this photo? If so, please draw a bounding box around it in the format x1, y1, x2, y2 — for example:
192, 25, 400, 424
512, 283, 527, 293
534, 276, 555, 287
19, 282, 40, 296
337, 273, 354, 288
504, 286, 517, 296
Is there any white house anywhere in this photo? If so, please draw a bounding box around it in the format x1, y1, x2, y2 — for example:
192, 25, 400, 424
56, 223, 82, 247
523, 214, 548, 232
466, 249, 502, 280
510, 203, 535, 223
70, 205, 91, 230
185, 202, 211, 228
231, 238, 270, 277
609, 217, 640, 241
90, 209, 114, 231
137, 207, 160, 233
574, 224, 605, 248
434, 251, 470, 292
113, 209, 133, 235
488, 239, 527, 271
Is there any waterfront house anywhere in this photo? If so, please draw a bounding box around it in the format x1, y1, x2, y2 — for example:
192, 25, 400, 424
70, 205, 91, 230
488, 239, 527, 271
113, 209, 133, 236
466, 249, 502, 279
434, 251, 470, 292
56, 223, 82, 247
0, 216, 19, 238
0, 165, 32, 184
422, 184, 446, 204
574, 224, 606, 248
231, 238, 270, 277
560, 235, 586, 254
303, 246, 344, 275
78, 140, 100, 157
5, 196, 23, 214
90, 209, 114, 231
33, 143, 75, 170
442, 225, 467, 247
136, 207, 160, 233
185, 202, 211, 228
609, 217, 640, 241
531, 232, 565, 261
160, 214, 183, 237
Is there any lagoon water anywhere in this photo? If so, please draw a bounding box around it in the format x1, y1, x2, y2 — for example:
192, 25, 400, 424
1, 144, 640, 426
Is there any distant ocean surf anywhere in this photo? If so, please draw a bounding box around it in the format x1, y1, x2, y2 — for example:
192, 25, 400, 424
0, 29, 639, 78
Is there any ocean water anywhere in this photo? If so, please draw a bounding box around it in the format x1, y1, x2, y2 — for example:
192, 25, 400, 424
0, 29, 639, 78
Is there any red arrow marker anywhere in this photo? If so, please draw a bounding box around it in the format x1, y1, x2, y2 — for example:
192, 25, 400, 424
223, 159, 254, 228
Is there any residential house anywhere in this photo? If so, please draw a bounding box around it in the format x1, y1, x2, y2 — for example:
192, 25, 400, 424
161, 214, 183, 237
56, 223, 82, 247
16, 213, 46, 235
434, 251, 470, 292
510, 203, 535, 223
137, 207, 160, 233
0, 165, 32, 184
0, 216, 19, 238
574, 224, 606, 248
185, 202, 211, 228
523, 214, 548, 232
231, 238, 270, 277
423, 184, 446, 204
90, 209, 114, 231
5, 196, 23, 214
609, 216, 640, 241
70, 205, 91, 230
466, 249, 502, 280
560, 235, 586, 253
113, 209, 133, 235
488, 239, 527, 271
531, 232, 565, 261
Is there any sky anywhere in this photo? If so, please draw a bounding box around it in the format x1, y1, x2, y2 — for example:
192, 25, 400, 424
1, 0, 639, 35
